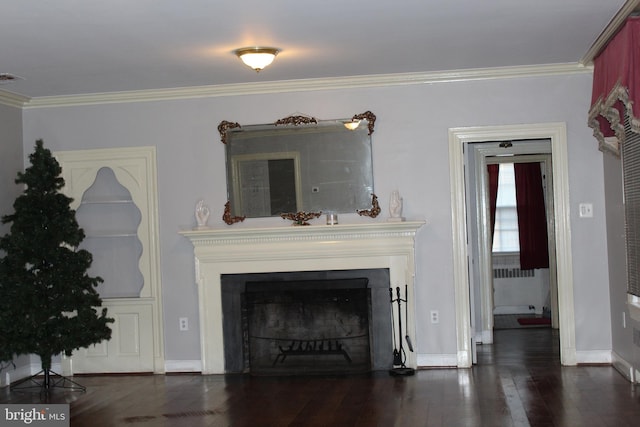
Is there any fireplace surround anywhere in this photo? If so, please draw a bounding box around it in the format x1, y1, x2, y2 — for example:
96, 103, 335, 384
180, 220, 424, 374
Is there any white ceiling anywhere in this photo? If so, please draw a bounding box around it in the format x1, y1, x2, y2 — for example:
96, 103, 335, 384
0, 0, 630, 99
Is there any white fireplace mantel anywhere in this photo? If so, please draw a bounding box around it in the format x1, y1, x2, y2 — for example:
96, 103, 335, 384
180, 220, 425, 374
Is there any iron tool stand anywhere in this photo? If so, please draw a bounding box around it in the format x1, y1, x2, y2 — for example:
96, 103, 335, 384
389, 285, 415, 376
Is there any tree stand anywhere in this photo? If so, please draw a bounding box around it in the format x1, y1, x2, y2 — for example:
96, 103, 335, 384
389, 285, 415, 376
10, 368, 86, 394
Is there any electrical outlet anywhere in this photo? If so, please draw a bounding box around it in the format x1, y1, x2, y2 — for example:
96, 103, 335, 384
430, 310, 439, 324
179, 317, 189, 331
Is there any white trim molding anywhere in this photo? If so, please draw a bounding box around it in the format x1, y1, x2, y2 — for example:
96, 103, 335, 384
0, 89, 30, 108
448, 122, 577, 367
575, 350, 612, 365
164, 360, 203, 374
417, 353, 458, 368
612, 350, 640, 383
0, 360, 63, 387
0, 63, 590, 109
580, 0, 640, 66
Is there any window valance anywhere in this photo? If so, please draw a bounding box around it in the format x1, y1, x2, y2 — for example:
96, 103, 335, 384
588, 17, 640, 155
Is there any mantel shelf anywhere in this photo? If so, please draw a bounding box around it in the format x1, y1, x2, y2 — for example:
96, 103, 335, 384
180, 220, 426, 246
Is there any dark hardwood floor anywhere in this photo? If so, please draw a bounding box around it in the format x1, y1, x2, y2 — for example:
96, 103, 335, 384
2, 328, 640, 426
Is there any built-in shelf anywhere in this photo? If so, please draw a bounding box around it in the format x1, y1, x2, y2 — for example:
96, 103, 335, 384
55, 146, 164, 374
72, 167, 143, 300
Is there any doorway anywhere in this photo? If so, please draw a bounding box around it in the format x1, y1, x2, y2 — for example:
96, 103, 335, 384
467, 142, 558, 349
448, 123, 576, 367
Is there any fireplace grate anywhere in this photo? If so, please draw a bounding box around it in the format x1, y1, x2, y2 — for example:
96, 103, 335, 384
270, 337, 365, 366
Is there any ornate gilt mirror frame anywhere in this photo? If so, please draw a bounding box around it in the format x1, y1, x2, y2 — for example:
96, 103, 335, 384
218, 111, 379, 225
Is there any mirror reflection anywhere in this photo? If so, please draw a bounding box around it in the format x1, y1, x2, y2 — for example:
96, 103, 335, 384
220, 112, 375, 220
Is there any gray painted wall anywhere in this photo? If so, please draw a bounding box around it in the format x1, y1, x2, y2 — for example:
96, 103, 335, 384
0, 102, 29, 384
19, 72, 612, 364
603, 151, 640, 369
0, 103, 23, 229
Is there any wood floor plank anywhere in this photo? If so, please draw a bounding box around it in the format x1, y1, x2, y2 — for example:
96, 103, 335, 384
2, 329, 640, 426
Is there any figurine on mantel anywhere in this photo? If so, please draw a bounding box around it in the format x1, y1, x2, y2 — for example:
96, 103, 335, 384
195, 199, 211, 229
388, 190, 405, 222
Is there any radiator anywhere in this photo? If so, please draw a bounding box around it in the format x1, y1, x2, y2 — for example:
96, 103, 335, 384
493, 267, 534, 278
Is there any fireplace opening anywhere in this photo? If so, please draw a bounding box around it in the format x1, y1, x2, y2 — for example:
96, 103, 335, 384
244, 279, 370, 375
221, 269, 392, 375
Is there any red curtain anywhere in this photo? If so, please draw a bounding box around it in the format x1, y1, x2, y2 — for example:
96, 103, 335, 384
514, 163, 549, 270
487, 164, 499, 242
589, 16, 640, 153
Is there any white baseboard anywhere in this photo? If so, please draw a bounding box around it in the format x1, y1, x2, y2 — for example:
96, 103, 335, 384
164, 360, 202, 373
417, 353, 458, 368
169, 356, 461, 372
612, 351, 640, 383
575, 350, 612, 365
1, 365, 30, 387
3, 360, 201, 386
167, 356, 459, 372
1, 362, 51, 387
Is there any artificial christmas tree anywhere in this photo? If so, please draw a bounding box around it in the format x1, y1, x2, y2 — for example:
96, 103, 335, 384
0, 140, 113, 391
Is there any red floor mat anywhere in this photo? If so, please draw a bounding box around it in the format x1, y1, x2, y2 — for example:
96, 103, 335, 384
517, 317, 551, 326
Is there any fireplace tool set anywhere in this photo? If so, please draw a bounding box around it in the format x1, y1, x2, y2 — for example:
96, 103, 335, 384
389, 285, 415, 376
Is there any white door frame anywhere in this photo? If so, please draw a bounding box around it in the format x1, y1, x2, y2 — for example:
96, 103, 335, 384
449, 123, 576, 367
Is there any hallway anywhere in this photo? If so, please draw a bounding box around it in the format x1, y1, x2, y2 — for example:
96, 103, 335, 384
2, 329, 639, 426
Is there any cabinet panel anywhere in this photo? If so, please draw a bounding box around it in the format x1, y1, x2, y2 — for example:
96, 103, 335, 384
70, 302, 154, 373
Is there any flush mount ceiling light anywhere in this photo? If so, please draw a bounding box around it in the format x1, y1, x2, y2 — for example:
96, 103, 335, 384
0, 73, 24, 84
234, 47, 280, 72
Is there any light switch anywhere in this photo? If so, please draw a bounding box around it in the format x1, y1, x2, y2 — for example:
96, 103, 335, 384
579, 203, 593, 218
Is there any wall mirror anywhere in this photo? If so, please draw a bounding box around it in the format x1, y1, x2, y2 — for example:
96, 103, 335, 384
219, 112, 377, 222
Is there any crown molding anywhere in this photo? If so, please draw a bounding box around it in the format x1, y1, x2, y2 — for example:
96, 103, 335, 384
0, 88, 31, 108
581, 0, 640, 66
2, 62, 591, 110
